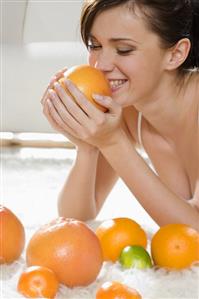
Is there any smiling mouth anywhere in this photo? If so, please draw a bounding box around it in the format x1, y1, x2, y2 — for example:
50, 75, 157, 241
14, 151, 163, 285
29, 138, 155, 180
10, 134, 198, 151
109, 79, 128, 92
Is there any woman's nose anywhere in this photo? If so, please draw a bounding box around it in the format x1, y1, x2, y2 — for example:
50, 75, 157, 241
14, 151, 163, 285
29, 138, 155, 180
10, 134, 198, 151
94, 60, 114, 72
90, 51, 115, 73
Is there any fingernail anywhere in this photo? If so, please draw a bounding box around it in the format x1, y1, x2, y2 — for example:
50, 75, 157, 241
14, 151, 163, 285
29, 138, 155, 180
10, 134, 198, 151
48, 89, 55, 97
64, 79, 72, 86
93, 94, 103, 101
50, 76, 56, 83
54, 82, 60, 89
46, 98, 52, 106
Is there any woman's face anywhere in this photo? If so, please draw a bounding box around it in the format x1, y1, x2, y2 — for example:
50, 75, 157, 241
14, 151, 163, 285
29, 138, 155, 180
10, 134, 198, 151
88, 5, 169, 107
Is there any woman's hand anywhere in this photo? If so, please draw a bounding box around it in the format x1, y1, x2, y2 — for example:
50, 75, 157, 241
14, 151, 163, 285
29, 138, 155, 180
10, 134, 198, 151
41, 67, 67, 105
46, 78, 123, 149
41, 68, 97, 151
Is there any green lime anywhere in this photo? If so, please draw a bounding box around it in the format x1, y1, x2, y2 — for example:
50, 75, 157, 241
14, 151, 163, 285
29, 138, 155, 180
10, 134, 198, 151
119, 245, 153, 269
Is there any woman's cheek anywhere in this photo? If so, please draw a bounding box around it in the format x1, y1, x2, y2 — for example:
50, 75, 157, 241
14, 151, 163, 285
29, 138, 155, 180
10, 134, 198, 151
88, 52, 97, 67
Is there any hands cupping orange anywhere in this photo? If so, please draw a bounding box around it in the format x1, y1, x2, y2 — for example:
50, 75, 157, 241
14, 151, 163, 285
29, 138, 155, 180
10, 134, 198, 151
42, 65, 124, 149
52, 78, 122, 148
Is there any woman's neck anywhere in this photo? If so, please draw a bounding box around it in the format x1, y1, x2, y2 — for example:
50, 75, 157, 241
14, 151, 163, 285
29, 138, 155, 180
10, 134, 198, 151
134, 70, 198, 143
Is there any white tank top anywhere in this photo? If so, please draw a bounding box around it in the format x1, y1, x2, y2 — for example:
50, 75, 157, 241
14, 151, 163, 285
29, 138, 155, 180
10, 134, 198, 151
137, 112, 155, 170
137, 112, 144, 148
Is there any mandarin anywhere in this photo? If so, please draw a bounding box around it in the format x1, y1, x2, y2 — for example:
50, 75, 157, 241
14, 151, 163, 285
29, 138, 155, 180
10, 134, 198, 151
26, 217, 103, 287
0, 205, 25, 264
95, 218, 147, 262
59, 65, 111, 112
17, 266, 59, 298
151, 223, 199, 270
96, 281, 142, 299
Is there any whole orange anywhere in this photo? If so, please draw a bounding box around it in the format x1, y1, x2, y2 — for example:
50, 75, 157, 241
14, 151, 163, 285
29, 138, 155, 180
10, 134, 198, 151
26, 217, 103, 287
96, 281, 142, 299
0, 205, 25, 264
59, 65, 111, 112
151, 223, 199, 270
17, 266, 59, 298
95, 218, 147, 262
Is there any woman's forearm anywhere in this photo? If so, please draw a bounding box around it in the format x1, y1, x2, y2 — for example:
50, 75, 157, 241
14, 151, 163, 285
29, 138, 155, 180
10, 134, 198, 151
100, 130, 199, 230
58, 147, 99, 220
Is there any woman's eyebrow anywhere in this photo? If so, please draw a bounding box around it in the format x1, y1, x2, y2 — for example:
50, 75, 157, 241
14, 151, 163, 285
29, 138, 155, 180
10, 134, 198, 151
109, 38, 139, 44
89, 34, 139, 44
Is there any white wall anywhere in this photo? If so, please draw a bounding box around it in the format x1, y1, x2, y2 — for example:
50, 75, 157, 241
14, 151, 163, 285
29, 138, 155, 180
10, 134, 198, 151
2, 0, 88, 133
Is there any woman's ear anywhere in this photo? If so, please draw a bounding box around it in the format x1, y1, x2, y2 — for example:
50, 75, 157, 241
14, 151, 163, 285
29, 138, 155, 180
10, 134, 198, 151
165, 38, 191, 70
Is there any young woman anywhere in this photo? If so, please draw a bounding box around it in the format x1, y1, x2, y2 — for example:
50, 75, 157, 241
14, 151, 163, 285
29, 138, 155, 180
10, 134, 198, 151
41, 0, 199, 230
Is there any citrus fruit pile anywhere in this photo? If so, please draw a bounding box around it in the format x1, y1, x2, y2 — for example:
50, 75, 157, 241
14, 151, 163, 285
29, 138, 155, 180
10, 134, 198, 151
1, 203, 199, 299
95, 217, 148, 263
95, 217, 153, 273
95, 217, 199, 271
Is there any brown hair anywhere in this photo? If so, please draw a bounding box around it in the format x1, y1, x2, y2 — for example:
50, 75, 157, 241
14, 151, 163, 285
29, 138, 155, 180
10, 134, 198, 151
80, 0, 199, 71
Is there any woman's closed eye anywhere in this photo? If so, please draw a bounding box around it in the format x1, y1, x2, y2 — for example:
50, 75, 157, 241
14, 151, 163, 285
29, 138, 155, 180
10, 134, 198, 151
116, 48, 134, 55
87, 44, 102, 51
87, 40, 136, 56
88, 44, 135, 56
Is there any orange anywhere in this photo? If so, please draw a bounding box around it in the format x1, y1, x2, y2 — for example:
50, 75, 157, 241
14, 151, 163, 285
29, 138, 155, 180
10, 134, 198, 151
95, 218, 147, 262
17, 266, 59, 298
0, 205, 25, 264
59, 64, 111, 112
96, 281, 142, 299
26, 217, 103, 287
151, 223, 199, 270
